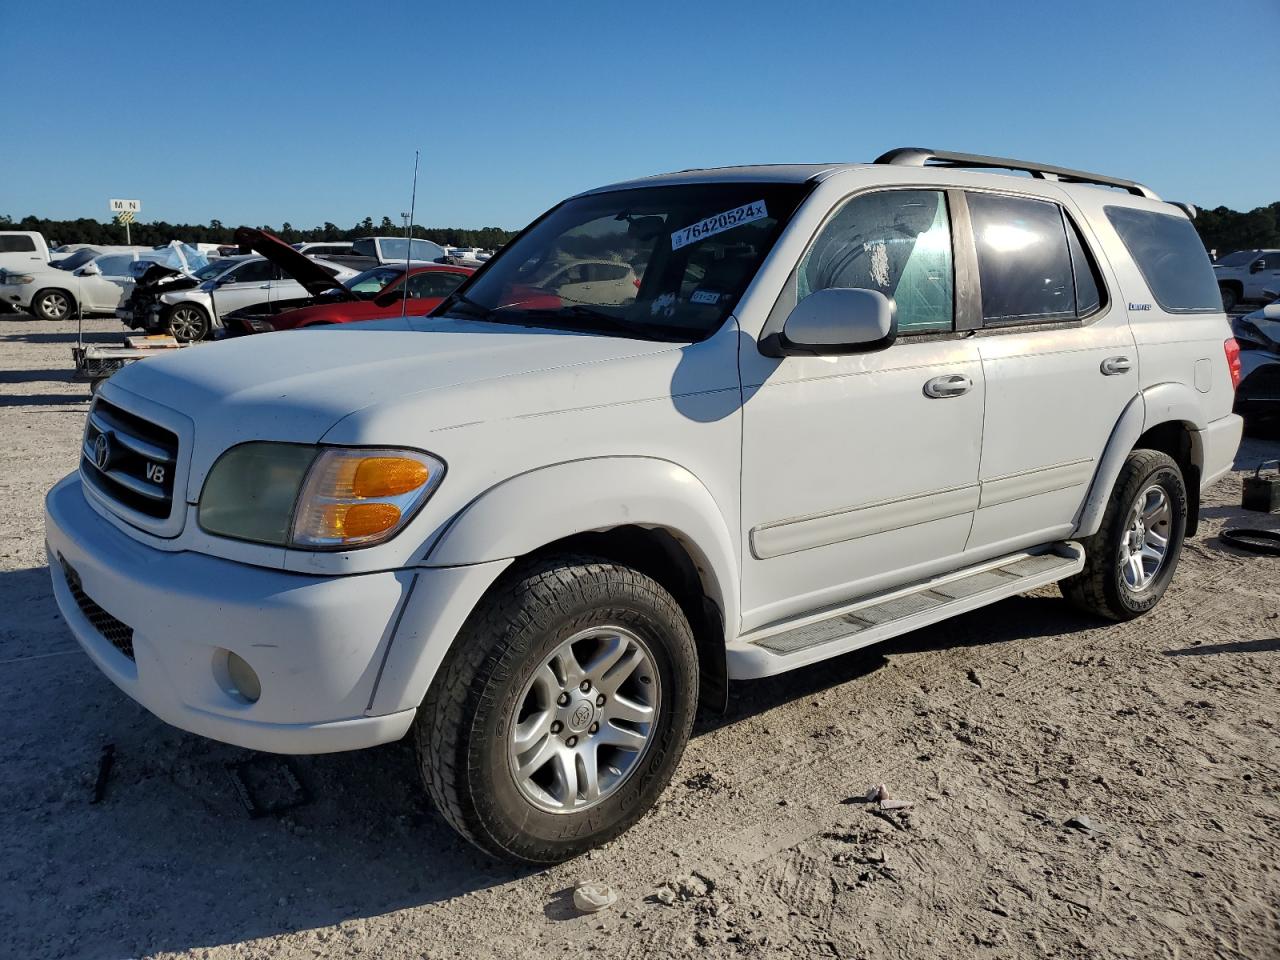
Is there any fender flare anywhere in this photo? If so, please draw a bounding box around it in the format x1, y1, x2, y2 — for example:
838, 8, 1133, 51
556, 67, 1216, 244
427, 456, 740, 638
1075, 384, 1206, 538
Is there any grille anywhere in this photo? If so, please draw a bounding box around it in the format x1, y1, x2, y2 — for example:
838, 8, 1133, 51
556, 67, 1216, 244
80, 396, 179, 520
59, 558, 134, 660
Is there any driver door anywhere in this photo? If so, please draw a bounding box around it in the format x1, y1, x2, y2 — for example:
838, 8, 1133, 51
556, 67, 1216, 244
738, 189, 986, 630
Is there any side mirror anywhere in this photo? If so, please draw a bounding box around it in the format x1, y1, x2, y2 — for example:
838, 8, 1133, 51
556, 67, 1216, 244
79, 262, 102, 276
762, 287, 897, 357
1250, 260, 1265, 274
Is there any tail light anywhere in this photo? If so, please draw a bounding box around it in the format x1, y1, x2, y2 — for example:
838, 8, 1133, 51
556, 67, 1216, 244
1225, 338, 1241, 390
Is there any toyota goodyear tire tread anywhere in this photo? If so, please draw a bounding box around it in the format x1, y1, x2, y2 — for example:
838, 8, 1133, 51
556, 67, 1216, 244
414, 553, 698, 864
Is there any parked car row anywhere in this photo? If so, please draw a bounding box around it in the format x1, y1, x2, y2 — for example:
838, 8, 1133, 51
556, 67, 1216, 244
0, 243, 206, 321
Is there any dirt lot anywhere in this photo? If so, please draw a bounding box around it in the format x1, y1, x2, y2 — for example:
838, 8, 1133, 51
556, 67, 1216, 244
1, 311, 1277, 960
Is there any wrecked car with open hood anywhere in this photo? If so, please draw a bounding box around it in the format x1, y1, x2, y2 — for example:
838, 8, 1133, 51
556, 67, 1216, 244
118, 228, 357, 342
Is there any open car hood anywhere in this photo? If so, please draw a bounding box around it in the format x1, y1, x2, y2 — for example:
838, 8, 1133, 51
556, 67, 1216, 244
234, 226, 355, 299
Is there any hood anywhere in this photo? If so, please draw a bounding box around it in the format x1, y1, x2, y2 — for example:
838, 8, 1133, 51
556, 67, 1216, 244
107, 315, 683, 493
234, 226, 354, 299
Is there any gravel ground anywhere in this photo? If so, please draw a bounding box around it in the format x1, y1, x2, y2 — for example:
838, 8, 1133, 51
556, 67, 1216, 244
1, 311, 1278, 960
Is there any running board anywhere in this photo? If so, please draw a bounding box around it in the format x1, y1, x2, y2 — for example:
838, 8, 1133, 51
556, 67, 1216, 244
726, 543, 1084, 679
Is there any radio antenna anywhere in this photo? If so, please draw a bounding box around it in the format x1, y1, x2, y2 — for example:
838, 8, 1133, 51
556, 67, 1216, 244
402, 149, 420, 318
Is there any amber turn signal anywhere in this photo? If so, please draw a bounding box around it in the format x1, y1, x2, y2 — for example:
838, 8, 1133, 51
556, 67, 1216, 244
351, 457, 431, 498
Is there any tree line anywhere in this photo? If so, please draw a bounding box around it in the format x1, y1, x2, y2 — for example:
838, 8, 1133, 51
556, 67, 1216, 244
0, 213, 517, 251
5, 201, 1280, 258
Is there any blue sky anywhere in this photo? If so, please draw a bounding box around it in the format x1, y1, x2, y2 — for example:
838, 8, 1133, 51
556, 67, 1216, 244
3, 0, 1277, 230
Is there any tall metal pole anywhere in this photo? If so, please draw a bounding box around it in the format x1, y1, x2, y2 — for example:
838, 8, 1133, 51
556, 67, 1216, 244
402, 150, 420, 318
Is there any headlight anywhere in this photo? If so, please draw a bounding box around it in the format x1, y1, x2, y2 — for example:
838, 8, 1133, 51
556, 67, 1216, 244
198, 443, 444, 549
6, 273, 35, 285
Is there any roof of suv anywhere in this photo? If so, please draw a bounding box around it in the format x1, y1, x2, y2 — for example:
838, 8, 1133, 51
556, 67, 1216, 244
582, 149, 1171, 208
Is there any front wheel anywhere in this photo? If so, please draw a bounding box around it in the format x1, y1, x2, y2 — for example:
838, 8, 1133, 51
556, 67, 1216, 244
166, 303, 211, 342
33, 288, 73, 321
1062, 450, 1187, 621
416, 554, 698, 864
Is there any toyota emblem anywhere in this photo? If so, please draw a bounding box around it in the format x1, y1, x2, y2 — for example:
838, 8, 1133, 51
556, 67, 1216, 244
93, 432, 112, 471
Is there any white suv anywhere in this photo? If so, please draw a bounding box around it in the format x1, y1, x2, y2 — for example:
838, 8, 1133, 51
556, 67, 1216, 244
1214, 248, 1280, 311
45, 148, 1243, 864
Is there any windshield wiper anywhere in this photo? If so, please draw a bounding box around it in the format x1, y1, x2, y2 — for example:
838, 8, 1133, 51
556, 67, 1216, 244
442, 292, 493, 320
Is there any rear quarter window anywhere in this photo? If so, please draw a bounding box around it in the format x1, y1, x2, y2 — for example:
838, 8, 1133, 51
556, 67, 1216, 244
0, 235, 37, 253
1104, 206, 1219, 313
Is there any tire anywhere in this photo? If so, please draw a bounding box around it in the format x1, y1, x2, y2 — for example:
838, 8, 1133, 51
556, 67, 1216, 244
1220, 284, 1239, 312
416, 554, 699, 864
1062, 450, 1187, 621
166, 303, 211, 342
33, 288, 74, 321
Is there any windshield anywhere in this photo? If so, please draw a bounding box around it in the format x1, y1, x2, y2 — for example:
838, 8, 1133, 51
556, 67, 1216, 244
194, 260, 235, 280
345, 266, 404, 296
440, 182, 808, 341
54, 249, 98, 271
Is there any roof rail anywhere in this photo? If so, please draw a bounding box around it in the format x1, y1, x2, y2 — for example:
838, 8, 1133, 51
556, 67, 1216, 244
874, 148, 1160, 201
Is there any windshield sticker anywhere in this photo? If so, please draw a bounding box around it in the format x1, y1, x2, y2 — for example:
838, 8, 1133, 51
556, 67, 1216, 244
690, 290, 721, 305
671, 200, 768, 251
651, 292, 677, 317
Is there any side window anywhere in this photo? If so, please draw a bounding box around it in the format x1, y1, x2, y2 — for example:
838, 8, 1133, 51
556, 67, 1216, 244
0, 235, 36, 253
229, 259, 274, 284
405, 271, 466, 298
1104, 206, 1220, 313
798, 190, 953, 332
1064, 215, 1104, 317
94, 255, 135, 277
968, 193, 1075, 324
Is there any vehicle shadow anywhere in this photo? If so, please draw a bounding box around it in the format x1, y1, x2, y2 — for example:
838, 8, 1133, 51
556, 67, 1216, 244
0, 330, 119, 345
1163, 637, 1280, 657
1, 563, 537, 959
0, 392, 89, 407
0, 572, 1096, 958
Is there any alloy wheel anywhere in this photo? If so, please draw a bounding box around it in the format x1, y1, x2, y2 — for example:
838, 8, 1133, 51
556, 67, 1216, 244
1119, 483, 1172, 591
40, 292, 69, 319
508, 625, 660, 814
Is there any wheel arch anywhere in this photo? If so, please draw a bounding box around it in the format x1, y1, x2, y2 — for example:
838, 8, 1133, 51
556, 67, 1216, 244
1075, 386, 1205, 539
424, 457, 739, 710
31, 286, 77, 316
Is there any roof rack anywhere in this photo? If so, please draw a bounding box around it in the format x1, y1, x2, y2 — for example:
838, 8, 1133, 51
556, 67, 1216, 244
874, 148, 1160, 201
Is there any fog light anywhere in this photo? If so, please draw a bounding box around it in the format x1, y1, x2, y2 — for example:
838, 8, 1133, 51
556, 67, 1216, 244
226, 651, 261, 703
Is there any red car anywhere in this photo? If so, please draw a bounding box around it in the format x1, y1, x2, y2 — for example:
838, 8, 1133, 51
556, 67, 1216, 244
261, 263, 473, 332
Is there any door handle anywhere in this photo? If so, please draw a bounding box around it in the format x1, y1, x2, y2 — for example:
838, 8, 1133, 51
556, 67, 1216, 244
923, 374, 973, 398
258, 283, 271, 289
1100, 356, 1131, 376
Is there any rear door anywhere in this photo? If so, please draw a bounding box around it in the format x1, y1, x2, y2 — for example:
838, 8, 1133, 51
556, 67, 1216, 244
738, 188, 986, 629
961, 190, 1136, 552
210, 258, 275, 316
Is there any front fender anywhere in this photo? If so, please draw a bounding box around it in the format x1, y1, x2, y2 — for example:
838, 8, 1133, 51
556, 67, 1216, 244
427, 456, 740, 636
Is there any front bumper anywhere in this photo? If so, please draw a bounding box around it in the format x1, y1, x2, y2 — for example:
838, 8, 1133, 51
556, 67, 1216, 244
45, 473, 423, 754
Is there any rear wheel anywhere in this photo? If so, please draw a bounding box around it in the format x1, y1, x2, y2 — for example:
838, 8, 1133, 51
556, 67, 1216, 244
1220, 284, 1239, 312
166, 303, 211, 342
33, 289, 73, 321
415, 554, 698, 864
1062, 450, 1187, 621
